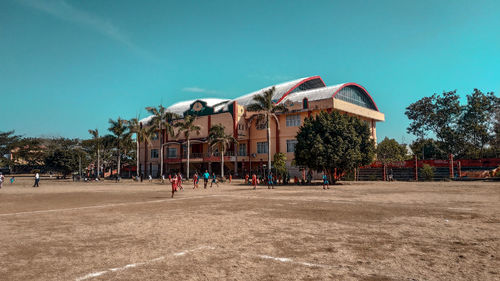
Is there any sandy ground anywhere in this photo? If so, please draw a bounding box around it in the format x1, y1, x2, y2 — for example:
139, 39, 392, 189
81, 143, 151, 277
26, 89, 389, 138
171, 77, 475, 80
0, 178, 499, 281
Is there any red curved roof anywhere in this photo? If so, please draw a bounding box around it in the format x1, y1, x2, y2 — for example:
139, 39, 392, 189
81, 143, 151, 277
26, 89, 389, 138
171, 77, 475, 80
275, 76, 326, 104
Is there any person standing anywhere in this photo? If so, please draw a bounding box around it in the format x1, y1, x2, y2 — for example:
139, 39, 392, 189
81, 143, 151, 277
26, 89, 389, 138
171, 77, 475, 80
210, 172, 219, 187
251, 173, 257, 190
170, 174, 178, 198
203, 170, 210, 189
267, 172, 274, 189
229, 174, 232, 184
322, 171, 330, 190
245, 173, 249, 184
10, 176, 15, 184
33, 172, 40, 187
177, 172, 184, 191
193, 172, 199, 189
0, 172, 4, 189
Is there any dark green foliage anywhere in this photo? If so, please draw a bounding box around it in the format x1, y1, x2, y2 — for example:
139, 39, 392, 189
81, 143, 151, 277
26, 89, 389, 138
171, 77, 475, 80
273, 152, 287, 178
376, 137, 408, 164
0, 130, 21, 166
294, 111, 375, 181
421, 164, 434, 181
410, 139, 447, 160
406, 89, 499, 158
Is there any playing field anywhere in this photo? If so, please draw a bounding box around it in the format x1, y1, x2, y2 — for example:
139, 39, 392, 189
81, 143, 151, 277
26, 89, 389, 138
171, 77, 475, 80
0, 178, 499, 281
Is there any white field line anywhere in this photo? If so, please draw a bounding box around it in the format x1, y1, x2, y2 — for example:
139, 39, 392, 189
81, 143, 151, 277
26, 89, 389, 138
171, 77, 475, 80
75, 246, 214, 281
0, 194, 224, 217
256, 254, 331, 268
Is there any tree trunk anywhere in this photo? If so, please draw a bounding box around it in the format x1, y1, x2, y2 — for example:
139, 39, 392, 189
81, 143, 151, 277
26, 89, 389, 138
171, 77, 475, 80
117, 151, 121, 180
221, 146, 225, 178
267, 114, 272, 175
160, 125, 164, 178
136, 136, 140, 180
97, 145, 100, 179
186, 138, 190, 178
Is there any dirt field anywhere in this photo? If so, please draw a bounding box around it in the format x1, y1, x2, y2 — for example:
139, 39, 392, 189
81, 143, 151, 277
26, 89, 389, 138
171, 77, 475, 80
0, 178, 499, 281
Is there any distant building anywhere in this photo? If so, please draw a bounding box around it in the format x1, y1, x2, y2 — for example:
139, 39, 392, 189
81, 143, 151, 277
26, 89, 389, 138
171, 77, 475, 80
140, 76, 384, 177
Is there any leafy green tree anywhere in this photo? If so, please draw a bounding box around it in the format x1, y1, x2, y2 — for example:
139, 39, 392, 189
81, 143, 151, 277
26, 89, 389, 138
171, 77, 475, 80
175, 114, 201, 177
13, 138, 46, 167
273, 152, 287, 179
376, 137, 408, 164
208, 124, 237, 178
459, 90, 498, 158
247, 86, 288, 174
405, 91, 462, 155
410, 138, 446, 160
108, 117, 131, 179
294, 111, 375, 182
0, 130, 21, 167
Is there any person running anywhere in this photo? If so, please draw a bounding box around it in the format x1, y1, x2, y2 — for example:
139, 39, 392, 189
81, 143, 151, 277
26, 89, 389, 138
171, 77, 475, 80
251, 173, 257, 190
0, 172, 4, 189
148, 174, 152, 182
203, 170, 210, 189
210, 173, 219, 187
33, 172, 40, 187
322, 172, 330, 190
170, 173, 178, 198
193, 172, 199, 189
267, 172, 274, 189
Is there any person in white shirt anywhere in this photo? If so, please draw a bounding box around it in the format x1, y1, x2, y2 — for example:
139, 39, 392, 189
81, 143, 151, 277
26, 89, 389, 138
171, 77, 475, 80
33, 173, 40, 187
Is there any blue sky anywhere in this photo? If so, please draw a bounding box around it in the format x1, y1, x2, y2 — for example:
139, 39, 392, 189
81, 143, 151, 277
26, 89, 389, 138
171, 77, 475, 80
1, 0, 499, 143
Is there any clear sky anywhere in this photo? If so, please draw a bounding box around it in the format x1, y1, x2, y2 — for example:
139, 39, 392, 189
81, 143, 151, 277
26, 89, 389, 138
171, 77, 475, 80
1, 0, 499, 143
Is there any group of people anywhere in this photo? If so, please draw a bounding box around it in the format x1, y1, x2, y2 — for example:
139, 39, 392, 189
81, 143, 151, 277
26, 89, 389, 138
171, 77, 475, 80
169, 170, 222, 197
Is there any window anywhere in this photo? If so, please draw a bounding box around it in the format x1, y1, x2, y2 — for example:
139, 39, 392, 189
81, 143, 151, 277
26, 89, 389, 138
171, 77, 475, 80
238, 143, 247, 156
151, 149, 159, 159
256, 119, 267, 130
303, 98, 308, 109
151, 132, 159, 140
257, 142, 268, 154
286, 114, 301, 127
286, 140, 298, 153
167, 148, 177, 158
238, 124, 246, 130
335, 86, 377, 110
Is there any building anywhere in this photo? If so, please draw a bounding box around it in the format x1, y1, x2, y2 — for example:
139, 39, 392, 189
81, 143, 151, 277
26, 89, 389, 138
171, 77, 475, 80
140, 76, 385, 177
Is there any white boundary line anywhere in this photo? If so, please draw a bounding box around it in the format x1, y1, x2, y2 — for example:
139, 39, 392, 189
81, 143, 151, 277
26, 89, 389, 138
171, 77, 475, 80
256, 254, 331, 268
75, 246, 215, 281
0, 195, 224, 217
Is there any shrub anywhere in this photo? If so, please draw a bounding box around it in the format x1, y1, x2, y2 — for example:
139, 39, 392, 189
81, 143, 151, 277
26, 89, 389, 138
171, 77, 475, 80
421, 164, 434, 181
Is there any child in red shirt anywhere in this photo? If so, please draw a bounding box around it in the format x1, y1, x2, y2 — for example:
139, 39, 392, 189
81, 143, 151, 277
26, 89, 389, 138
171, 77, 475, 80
251, 173, 257, 190
170, 176, 178, 198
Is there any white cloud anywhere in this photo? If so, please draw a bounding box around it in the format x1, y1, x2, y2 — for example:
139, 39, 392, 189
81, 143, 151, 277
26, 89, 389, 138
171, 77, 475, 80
182, 87, 217, 94
17, 0, 152, 59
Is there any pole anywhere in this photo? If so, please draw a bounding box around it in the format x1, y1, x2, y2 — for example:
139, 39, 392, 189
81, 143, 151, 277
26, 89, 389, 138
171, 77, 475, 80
79, 154, 82, 178
414, 155, 418, 181
449, 154, 454, 179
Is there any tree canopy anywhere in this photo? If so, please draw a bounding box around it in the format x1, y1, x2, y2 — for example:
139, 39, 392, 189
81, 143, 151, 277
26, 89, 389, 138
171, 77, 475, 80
294, 111, 375, 180
405, 89, 499, 158
376, 137, 408, 164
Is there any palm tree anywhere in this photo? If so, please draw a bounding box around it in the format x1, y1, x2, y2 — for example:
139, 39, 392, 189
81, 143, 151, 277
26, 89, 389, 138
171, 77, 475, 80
174, 114, 201, 178
108, 117, 130, 180
88, 128, 100, 179
247, 86, 288, 174
145, 105, 179, 178
208, 124, 237, 178
128, 117, 153, 179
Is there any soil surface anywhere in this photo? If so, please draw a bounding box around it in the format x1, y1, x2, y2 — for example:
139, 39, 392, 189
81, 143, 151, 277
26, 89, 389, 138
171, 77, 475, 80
0, 178, 499, 281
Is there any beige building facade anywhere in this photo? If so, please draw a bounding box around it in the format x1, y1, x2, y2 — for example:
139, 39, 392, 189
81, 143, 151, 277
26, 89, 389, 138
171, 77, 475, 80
140, 76, 384, 177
